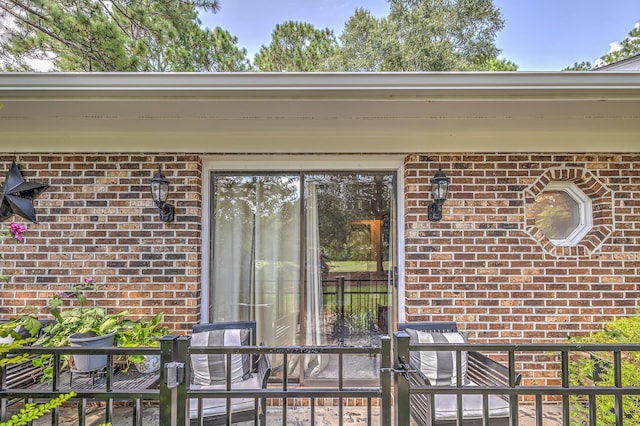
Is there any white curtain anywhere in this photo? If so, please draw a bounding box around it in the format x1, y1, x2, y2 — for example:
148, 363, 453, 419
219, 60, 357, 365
211, 179, 254, 321
304, 181, 328, 376
211, 177, 300, 371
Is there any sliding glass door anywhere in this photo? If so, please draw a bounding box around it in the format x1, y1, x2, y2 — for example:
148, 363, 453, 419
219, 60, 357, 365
210, 171, 395, 384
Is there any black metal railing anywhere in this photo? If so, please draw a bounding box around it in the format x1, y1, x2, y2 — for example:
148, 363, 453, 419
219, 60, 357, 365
5, 334, 640, 425
1, 344, 164, 426
323, 277, 389, 345
322, 278, 389, 319
394, 331, 640, 426
171, 335, 392, 426
1, 336, 392, 426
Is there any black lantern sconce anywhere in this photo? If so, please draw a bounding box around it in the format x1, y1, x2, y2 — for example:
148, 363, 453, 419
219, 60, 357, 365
150, 168, 175, 222
428, 167, 450, 222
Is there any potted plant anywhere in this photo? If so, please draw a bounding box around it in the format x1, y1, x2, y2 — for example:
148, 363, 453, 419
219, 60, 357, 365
31, 278, 131, 380
117, 313, 169, 373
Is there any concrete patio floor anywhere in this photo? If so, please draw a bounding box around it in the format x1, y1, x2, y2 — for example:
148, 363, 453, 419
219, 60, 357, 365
30, 401, 564, 425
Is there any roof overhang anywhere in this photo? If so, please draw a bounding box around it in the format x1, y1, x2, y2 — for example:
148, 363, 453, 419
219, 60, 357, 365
1, 72, 639, 153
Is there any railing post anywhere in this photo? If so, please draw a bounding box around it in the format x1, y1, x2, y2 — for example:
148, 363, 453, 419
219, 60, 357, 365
337, 276, 345, 345
159, 335, 179, 426
394, 331, 411, 426
175, 335, 191, 426
509, 350, 519, 426
380, 335, 392, 426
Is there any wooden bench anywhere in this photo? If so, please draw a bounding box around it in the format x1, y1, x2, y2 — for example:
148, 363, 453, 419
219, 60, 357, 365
398, 322, 521, 426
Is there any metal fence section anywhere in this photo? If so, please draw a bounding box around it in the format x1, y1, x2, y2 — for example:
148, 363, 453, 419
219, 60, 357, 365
168, 335, 392, 426
394, 331, 640, 426
323, 277, 390, 345
0, 342, 169, 426
5, 334, 640, 425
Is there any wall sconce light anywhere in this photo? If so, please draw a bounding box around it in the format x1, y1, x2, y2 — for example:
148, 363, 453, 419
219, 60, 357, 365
428, 167, 450, 222
150, 168, 175, 222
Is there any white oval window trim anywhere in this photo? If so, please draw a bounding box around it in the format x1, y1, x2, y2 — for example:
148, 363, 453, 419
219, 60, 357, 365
539, 181, 593, 246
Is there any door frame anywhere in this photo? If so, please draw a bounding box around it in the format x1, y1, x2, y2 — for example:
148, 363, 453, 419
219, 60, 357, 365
200, 154, 406, 327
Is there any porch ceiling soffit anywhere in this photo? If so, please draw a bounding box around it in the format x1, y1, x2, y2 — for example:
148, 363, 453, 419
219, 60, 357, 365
0, 72, 639, 153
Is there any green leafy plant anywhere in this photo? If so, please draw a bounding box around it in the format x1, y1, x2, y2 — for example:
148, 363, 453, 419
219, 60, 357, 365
24, 278, 132, 382
37, 278, 131, 347
0, 323, 33, 368
0, 224, 76, 425
117, 312, 169, 367
0, 392, 75, 426
1, 222, 37, 368
568, 314, 640, 424
1, 320, 75, 426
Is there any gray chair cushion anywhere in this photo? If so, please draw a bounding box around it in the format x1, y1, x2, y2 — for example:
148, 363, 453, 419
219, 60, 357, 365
189, 373, 261, 418
191, 328, 251, 386
405, 328, 468, 385
434, 382, 510, 421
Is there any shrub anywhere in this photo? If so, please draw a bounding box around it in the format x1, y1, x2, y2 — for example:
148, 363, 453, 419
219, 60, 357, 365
568, 314, 640, 425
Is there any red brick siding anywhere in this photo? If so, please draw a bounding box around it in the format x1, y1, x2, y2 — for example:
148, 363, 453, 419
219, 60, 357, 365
1, 152, 638, 385
0, 154, 202, 333
404, 153, 640, 385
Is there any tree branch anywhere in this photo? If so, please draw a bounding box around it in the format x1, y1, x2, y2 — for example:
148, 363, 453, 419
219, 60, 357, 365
0, 1, 112, 70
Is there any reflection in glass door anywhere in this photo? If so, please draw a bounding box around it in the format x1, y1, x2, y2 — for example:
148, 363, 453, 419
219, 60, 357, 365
210, 171, 395, 385
303, 173, 394, 384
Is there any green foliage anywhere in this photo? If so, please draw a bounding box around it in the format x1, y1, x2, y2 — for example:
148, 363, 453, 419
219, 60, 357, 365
330, 8, 384, 71
1, 324, 75, 426
332, 0, 507, 71
563, 61, 593, 71
0, 392, 75, 426
37, 281, 130, 347
482, 57, 518, 71
0, 340, 32, 369
0, 0, 249, 71
21, 279, 132, 382
313, 174, 392, 265
531, 192, 575, 241
597, 23, 640, 68
0, 209, 77, 426
117, 313, 169, 365
254, 21, 337, 71
0, 0, 514, 72
568, 315, 640, 425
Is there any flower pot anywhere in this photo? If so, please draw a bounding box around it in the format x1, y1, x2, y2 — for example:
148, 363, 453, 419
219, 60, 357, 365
135, 354, 161, 374
69, 331, 116, 372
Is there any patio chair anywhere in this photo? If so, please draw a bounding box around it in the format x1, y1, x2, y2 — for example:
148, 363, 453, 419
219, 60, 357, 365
397, 322, 521, 426
189, 321, 271, 426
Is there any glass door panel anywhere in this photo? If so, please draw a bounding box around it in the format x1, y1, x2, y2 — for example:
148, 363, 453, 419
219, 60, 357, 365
303, 173, 394, 384
210, 175, 302, 352
210, 171, 395, 386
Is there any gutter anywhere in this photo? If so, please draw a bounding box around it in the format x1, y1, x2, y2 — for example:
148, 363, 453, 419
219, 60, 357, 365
1, 72, 640, 100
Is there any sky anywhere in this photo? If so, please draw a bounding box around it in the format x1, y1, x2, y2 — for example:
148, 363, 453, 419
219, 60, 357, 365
201, 0, 640, 71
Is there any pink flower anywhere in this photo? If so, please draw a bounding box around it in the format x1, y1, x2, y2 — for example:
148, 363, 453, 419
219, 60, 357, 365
84, 277, 95, 285
9, 222, 27, 242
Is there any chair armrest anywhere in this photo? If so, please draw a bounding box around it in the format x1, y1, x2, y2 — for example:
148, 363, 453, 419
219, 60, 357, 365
256, 353, 271, 389
405, 362, 432, 425
467, 351, 521, 386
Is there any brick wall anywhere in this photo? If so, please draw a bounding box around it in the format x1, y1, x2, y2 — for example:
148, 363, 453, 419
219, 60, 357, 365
2, 152, 638, 382
0, 154, 202, 333
404, 153, 640, 384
